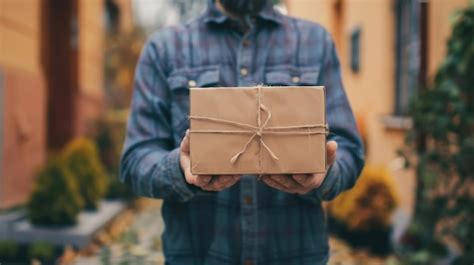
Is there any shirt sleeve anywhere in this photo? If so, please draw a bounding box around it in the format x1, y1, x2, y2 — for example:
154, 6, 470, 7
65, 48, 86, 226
119, 36, 199, 202
302, 31, 365, 203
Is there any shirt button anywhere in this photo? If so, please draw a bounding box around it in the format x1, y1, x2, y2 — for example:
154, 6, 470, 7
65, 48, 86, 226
188, 80, 197, 87
244, 196, 253, 204
240, 67, 248, 77
242, 39, 250, 47
292, 76, 300, 83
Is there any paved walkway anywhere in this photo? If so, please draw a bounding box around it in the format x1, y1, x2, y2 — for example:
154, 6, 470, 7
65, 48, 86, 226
73, 199, 390, 265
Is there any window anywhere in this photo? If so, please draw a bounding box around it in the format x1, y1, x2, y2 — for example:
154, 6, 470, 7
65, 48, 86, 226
394, 0, 421, 116
350, 27, 361, 73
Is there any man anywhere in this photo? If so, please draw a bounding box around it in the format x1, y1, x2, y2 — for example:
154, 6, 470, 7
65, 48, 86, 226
120, 0, 364, 264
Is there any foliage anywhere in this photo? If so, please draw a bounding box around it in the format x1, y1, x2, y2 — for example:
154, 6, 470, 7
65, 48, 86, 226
28, 157, 84, 226
63, 138, 109, 210
100, 246, 112, 265
28, 242, 54, 263
95, 117, 118, 174
106, 177, 135, 200
93, 112, 135, 200
402, 4, 474, 264
0, 240, 19, 260
105, 29, 145, 109
328, 165, 399, 231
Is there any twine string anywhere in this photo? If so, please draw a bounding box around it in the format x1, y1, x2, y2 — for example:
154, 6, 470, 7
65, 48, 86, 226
188, 86, 328, 171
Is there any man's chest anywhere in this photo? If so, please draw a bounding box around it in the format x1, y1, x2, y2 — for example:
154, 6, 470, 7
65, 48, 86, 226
164, 25, 325, 142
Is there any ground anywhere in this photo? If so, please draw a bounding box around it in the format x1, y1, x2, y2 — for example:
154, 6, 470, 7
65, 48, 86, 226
70, 199, 391, 265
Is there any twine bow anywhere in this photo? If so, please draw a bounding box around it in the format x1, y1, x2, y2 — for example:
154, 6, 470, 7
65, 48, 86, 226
189, 86, 328, 173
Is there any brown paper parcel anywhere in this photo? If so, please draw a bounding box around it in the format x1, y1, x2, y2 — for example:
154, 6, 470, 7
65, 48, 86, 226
189, 86, 327, 175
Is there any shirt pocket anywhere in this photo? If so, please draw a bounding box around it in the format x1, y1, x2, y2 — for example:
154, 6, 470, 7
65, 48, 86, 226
265, 64, 321, 86
167, 65, 220, 136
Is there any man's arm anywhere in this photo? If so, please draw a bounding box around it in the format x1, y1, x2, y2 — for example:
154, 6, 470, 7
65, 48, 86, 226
262, 31, 365, 202
310, 32, 365, 201
120, 35, 240, 202
119, 37, 198, 202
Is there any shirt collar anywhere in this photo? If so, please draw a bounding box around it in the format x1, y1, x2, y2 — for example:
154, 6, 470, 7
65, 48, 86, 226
203, 0, 284, 26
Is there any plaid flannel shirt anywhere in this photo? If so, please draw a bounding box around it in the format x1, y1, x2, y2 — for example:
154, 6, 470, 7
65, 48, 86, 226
120, 1, 364, 264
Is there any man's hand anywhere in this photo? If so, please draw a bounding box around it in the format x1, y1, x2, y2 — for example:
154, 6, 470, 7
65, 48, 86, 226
180, 130, 240, 191
261, 141, 338, 194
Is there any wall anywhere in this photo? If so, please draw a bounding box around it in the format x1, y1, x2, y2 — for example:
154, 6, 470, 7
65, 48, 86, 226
0, 0, 47, 208
0, 0, 107, 209
76, 0, 105, 136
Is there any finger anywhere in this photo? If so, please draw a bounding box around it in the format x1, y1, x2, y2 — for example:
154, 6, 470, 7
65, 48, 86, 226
270, 174, 300, 189
311, 173, 326, 188
216, 175, 234, 187
195, 175, 212, 187
262, 176, 295, 194
326, 140, 338, 166
180, 130, 191, 154
218, 176, 240, 190
185, 172, 198, 185
201, 185, 220, 191
204, 175, 234, 190
292, 174, 313, 187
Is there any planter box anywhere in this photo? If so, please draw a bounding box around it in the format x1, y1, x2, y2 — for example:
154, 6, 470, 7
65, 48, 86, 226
7, 200, 126, 248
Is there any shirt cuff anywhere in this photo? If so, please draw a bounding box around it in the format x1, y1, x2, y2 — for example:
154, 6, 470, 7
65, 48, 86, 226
314, 160, 341, 201
165, 148, 198, 201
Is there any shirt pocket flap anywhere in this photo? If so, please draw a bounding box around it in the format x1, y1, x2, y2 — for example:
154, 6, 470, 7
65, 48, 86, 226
167, 75, 189, 91
265, 71, 293, 86
299, 70, 320, 85
197, 67, 220, 87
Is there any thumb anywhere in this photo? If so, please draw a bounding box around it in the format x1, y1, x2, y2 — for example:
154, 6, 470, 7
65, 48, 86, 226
180, 129, 190, 154
326, 140, 337, 166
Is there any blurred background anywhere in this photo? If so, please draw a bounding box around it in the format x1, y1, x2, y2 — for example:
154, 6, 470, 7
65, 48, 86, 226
0, 0, 472, 264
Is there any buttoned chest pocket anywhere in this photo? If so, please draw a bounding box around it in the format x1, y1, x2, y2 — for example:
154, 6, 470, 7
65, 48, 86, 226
167, 66, 220, 137
264, 65, 321, 86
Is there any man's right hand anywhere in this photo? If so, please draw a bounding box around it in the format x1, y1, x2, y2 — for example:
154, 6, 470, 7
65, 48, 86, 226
180, 130, 240, 191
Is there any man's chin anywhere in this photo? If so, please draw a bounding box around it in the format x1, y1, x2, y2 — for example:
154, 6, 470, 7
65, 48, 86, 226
219, 0, 269, 16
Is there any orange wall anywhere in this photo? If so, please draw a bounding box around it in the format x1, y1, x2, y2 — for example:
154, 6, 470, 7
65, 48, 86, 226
114, 0, 135, 33
0, 0, 46, 208
0, 0, 107, 209
76, 0, 105, 136
287, 0, 469, 214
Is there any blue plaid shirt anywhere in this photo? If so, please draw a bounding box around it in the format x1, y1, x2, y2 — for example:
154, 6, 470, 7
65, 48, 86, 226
120, 1, 364, 264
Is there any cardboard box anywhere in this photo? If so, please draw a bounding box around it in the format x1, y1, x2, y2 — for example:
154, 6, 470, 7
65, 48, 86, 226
189, 86, 327, 175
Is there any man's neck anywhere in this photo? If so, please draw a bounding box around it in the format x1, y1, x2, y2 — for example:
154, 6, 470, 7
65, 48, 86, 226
215, 0, 252, 32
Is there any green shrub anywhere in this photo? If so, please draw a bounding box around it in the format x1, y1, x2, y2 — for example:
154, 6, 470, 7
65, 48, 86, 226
63, 138, 109, 210
402, 5, 474, 263
0, 240, 19, 260
28, 242, 54, 263
28, 157, 84, 226
93, 116, 134, 200
106, 176, 134, 200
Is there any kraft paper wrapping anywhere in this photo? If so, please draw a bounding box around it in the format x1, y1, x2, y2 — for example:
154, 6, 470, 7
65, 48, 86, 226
189, 86, 327, 175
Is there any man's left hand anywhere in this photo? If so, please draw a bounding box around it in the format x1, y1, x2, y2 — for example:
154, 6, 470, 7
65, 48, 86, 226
261, 141, 338, 194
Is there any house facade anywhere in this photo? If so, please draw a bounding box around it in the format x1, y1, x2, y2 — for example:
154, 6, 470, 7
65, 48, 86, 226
0, 0, 132, 209
287, 0, 470, 214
